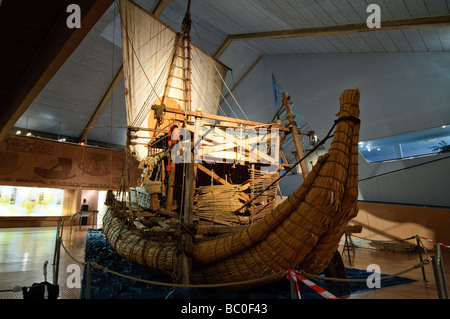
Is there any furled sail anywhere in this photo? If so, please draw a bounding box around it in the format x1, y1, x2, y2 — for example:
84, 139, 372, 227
119, 0, 228, 160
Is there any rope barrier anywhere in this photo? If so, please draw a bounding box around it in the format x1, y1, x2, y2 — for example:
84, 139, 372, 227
296, 259, 430, 283
419, 236, 450, 249
58, 226, 434, 292
350, 233, 450, 249
57, 214, 448, 295
345, 232, 449, 259
59, 224, 287, 289
350, 234, 417, 244
90, 262, 285, 289
60, 240, 86, 266
345, 233, 436, 261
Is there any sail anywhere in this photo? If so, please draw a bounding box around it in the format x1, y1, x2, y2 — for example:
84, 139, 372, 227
119, 0, 228, 161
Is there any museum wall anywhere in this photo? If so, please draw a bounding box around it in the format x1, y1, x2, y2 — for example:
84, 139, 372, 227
223, 52, 450, 205
221, 52, 450, 246
0, 134, 140, 227
353, 201, 450, 250
358, 153, 450, 207
0, 134, 126, 189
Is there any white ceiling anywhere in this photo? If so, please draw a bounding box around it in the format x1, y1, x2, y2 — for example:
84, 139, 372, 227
12, 0, 450, 149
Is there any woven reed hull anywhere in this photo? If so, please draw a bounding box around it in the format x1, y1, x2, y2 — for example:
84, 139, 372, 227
102, 88, 361, 288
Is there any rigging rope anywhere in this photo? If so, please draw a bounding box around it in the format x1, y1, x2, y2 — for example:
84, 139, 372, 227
191, 20, 249, 121
230, 115, 360, 214
119, 0, 250, 132
230, 70, 250, 121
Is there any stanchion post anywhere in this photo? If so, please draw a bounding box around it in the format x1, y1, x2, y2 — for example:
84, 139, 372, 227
52, 224, 59, 274
431, 256, 444, 299
436, 243, 449, 299
52, 221, 63, 285
416, 235, 428, 282
344, 232, 352, 266
86, 262, 91, 299
290, 273, 298, 299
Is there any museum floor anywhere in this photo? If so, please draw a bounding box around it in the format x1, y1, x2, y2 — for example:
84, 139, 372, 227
0, 226, 449, 299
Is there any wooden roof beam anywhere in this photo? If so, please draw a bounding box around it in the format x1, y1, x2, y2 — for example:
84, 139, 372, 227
79, 65, 123, 142
0, 0, 114, 143
214, 15, 450, 58
152, 0, 174, 17
219, 55, 261, 107
79, 0, 171, 142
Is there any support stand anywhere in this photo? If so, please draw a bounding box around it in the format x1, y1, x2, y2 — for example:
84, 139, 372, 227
435, 243, 449, 299
52, 220, 63, 285
431, 256, 444, 299
343, 232, 353, 266
430, 245, 449, 299
416, 235, 428, 282
85, 262, 91, 299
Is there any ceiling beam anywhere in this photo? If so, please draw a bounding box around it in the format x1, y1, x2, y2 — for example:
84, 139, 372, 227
80, 65, 123, 142
219, 56, 261, 107
152, 0, 174, 17
214, 15, 450, 58
0, 0, 114, 144
79, 0, 171, 142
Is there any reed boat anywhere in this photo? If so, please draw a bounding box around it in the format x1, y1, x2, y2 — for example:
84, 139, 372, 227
102, 0, 361, 289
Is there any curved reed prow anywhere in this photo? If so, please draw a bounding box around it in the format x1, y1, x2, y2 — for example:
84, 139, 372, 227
299, 88, 361, 274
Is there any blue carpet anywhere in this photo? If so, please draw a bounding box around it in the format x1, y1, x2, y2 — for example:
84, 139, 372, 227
80, 229, 416, 299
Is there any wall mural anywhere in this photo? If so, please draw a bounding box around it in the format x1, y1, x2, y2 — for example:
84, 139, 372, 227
0, 135, 140, 189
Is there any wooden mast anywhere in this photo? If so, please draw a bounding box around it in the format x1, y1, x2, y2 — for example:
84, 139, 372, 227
183, 0, 192, 113
282, 92, 309, 179
176, 0, 194, 286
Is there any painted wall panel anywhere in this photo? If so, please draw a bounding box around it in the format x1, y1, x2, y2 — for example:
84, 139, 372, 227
0, 135, 140, 190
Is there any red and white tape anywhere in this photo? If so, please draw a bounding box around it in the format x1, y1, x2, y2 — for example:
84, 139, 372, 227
288, 271, 302, 299
288, 270, 338, 299
419, 236, 450, 248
